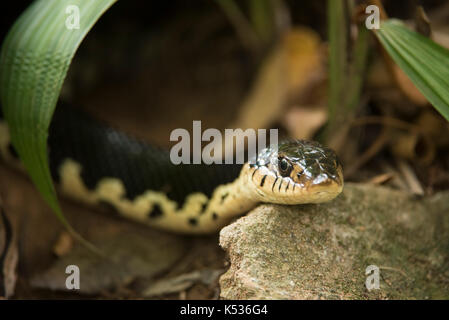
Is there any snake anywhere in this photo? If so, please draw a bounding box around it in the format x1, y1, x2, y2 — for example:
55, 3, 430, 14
0, 103, 343, 234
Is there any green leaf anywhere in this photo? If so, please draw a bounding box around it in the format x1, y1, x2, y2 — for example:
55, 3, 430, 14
375, 19, 449, 121
0, 0, 117, 242
327, 0, 348, 125
215, 0, 260, 52
249, 0, 274, 44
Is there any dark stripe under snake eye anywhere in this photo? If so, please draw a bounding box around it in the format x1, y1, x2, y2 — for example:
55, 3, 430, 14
278, 179, 283, 191
260, 175, 267, 187
251, 167, 258, 180
272, 177, 279, 192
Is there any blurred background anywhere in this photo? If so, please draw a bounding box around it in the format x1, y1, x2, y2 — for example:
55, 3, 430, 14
2, 1, 449, 184
1, 0, 449, 299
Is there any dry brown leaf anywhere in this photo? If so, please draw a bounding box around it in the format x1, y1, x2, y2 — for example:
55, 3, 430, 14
0, 204, 18, 299
416, 110, 449, 147
396, 160, 425, 196
433, 30, 449, 50
370, 1, 429, 107
53, 232, 74, 257
284, 27, 324, 94
391, 64, 428, 106
142, 269, 223, 297
390, 132, 435, 165
31, 230, 187, 294
366, 173, 395, 185
381, 162, 410, 192
414, 6, 432, 38
282, 106, 327, 140
232, 27, 324, 130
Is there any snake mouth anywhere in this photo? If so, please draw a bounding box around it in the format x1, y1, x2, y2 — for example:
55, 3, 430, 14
247, 140, 344, 204
248, 164, 343, 204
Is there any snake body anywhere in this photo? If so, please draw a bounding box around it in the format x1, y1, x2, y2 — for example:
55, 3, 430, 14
0, 104, 343, 234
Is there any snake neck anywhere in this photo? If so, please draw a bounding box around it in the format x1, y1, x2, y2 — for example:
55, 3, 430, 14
198, 163, 260, 229
53, 159, 258, 234
139, 163, 260, 234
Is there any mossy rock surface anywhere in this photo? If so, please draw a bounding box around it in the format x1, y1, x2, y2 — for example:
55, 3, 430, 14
219, 183, 449, 299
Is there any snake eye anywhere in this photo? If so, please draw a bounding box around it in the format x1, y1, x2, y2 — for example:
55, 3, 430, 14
278, 158, 292, 176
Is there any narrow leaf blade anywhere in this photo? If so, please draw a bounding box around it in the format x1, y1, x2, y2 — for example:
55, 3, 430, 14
375, 19, 449, 121
0, 0, 118, 229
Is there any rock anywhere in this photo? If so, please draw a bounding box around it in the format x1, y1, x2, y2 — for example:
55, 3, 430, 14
219, 183, 449, 299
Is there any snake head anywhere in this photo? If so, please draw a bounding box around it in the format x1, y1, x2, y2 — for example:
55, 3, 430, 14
248, 140, 343, 204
